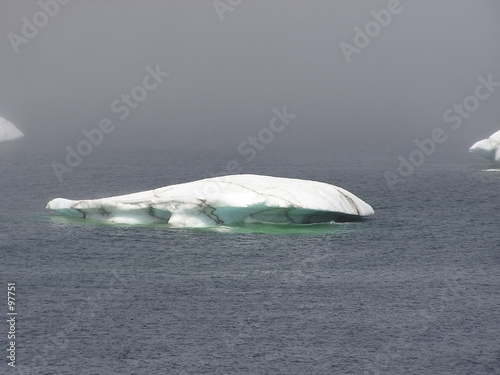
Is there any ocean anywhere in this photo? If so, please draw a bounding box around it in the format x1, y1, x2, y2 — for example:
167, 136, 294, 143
1, 140, 499, 374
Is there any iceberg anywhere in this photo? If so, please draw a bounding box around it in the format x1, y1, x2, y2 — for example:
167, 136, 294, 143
469, 130, 500, 164
46, 174, 374, 227
0, 117, 23, 142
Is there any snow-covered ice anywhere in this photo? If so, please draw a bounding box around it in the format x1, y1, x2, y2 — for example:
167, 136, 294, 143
0, 117, 23, 142
469, 130, 500, 164
46, 174, 374, 227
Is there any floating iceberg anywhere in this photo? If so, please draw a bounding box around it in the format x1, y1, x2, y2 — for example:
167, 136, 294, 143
46, 174, 374, 227
469, 130, 500, 164
0, 117, 23, 142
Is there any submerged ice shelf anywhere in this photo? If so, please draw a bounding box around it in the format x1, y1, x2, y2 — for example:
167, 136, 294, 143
46, 174, 374, 227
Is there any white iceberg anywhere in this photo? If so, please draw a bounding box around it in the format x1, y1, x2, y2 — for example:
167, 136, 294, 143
46, 174, 374, 227
469, 130, 500, 164
0, 116, 23, 142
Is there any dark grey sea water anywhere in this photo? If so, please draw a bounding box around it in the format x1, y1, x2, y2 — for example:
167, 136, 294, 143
1, 140, 499, 375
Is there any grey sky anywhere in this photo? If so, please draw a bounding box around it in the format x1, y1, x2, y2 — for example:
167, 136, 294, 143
1, 0, 500, 155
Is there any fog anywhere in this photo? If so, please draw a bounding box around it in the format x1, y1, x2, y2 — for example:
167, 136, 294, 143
1, 0, 500, 157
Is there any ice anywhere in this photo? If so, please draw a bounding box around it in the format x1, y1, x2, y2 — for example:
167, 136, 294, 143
0, 117, 23, 142
469, 130, 500, 164
46, 174, 374, 227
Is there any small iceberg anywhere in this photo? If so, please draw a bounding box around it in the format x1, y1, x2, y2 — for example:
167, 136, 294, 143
0, 117, 23, 143
46, 174, 374, 227
469, 130, 500, 164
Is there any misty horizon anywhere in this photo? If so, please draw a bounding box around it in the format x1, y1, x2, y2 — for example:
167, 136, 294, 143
2, 1, 500, 157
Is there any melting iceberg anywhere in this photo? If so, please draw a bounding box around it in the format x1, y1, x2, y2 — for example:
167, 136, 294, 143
46, 174, 374, 227
0, 117, 23, 142
469, 130, 500, 164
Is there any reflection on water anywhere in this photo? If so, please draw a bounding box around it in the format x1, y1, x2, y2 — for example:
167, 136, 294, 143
195, 222, 356, 235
